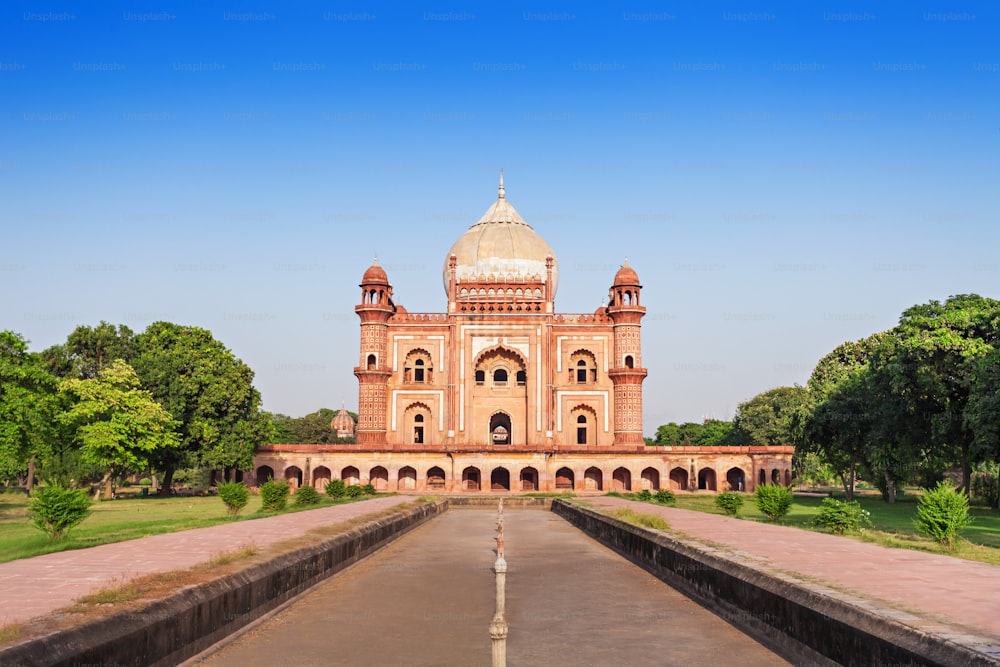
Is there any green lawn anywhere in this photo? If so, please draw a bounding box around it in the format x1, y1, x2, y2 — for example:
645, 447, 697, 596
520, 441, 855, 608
658, 491, 1000, 565
0, 491, 377, 564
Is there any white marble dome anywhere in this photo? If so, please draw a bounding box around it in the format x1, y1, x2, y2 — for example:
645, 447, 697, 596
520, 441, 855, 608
443, 175, 559, 296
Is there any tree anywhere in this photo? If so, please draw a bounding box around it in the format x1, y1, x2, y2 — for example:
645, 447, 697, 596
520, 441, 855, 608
966, 346, 1000, 508
133, 322, 271, 494
291, 408, 340, 444
0, 331, 61, 491
732, 385, 808, 447
64, 321, 136, 379
58, 359, 180, 499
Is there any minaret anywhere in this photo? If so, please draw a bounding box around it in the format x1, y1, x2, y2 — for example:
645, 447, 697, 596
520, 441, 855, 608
354, 258, 394, 445
606, 259, 648, 445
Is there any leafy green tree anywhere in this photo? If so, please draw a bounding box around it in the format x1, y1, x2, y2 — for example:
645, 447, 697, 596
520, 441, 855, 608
0, 331, 61, 491
966, 347, 1000, 508
28, 484, 92, 540
269, 412, 299, 444
58, 359, 180, 499
732, 385, 808, 447
64, 321, 136, 379
133, 322, 272, 494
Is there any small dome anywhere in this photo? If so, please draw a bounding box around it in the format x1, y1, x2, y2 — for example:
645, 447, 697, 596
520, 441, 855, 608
330, 407, 355, 438
362, 259, 389, 285
613, 259, 640, 286
443, 174, 558, 296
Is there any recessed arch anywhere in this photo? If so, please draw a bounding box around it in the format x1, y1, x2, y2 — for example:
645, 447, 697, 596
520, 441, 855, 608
698, 467, 717, 491
427, 466, 446, 491
519, 467, 538, 491
398, 466, 416, 491
312, 466, 331, 491
584, 467, 603, 491
341, 466, 360, 486
612, 467, 632, 491
669, 467, 688, 491
284, 466, 303, 489
370, 466, 389, 491
490, 467, 510, 491
726, 467, 746, 492
255, 465, 274, 486
555, 467, 575, 490
641, 467, 660, 491
462, 466, 481, 491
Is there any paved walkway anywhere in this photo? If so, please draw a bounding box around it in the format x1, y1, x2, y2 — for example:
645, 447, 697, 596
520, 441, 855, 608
0, 496, 412, 626
588, 497, 1000, 647
190, 509, 789, 667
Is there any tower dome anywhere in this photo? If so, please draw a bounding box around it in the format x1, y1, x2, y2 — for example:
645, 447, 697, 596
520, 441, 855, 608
443, 174, 559, 296
362, 258, 389, 285
613, 259, 640, 286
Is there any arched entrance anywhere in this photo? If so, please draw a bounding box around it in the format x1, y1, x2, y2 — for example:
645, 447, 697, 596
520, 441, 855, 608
255, 465, 274, 486
519, 467, 538, 491
370, 466, 389, 491
284, 466, 303, 490
555, 467, 574, 490
784, 469, 792, 485
398, 466, 416, 491
462, 466, 481, 491
641, 467, 660, 491
726, 467, 745, 492
698, 468, 717, 491
612, 467, 632, 492
341, 466, 360, 486
584, 467, 603, 491
312, 466, 331, 491
491, 467, 510, 491
489, 412, 512, 445
668, 467, 688, 491
427, 466, 446, 491
772, 468, 781, 484
759, 469, 766, 486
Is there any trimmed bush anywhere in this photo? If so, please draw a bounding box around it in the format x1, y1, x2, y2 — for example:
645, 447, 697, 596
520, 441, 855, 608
28, 485, 92, 540
914, 481, 973, 548
138, 478, 152, 487
362, 483, 377, 496
653, 489, 676, 505
635, 489, 653, 502
715, 492, 744, 516
754, 484, 793, 522
260, 478, 290, 512
295, 485, 322, 505
325, 478, 346, 498
812, 497, 871, 534
346, 484, 364, 498
217, 481, 250, 517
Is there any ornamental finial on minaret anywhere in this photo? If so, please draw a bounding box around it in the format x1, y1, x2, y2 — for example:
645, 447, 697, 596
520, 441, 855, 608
498, 170, 505, 200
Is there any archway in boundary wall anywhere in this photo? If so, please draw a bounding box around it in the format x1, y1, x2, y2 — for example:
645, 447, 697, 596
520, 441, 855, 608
398, 466, 416, 491
555, 467, 574, 490
427, 466, 446, 491
725, 467, 745, 493
668, 467, 688, 491
519, 467, 538, 491
284, 466, 303, 490
370, 466, 389, 491
491, 467, 510, 491
641, 467, 660, 491
698, 468, 717, 491
613, 467, 632, 492
462, 467, 481, 491
312, 466, 331, 491
585, 467, 603, 491
342, 466, 360, 486
255, 466, 274, 486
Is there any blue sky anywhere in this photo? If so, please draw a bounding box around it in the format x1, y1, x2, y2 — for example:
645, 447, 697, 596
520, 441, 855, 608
2, 1, 997, 434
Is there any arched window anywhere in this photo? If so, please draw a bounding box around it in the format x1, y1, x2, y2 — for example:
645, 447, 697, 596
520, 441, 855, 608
403, 349, 432, 384
624, 355, 634, 369
366, 354, 376, 370
414, 358, 425, 382
516, 370, 526, 386
570, 350, 597, 384
576, 414, 587, 445
493, 368, 508, 385
414, 413, 424, 444
475, 369, 485, 385
576, 360, 587, 383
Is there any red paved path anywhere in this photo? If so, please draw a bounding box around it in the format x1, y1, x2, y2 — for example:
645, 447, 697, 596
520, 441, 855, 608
588, 496, 1000, 653
0, 496, 412, 626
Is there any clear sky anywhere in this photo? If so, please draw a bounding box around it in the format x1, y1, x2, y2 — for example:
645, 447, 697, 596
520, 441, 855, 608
2, 1, 997, 435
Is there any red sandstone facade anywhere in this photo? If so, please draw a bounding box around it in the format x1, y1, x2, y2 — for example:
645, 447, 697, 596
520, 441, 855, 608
254, 178, 793, 492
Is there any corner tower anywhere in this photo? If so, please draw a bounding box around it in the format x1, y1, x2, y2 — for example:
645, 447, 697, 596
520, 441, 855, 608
354, 259, 394, 444
606, 260, 648, 445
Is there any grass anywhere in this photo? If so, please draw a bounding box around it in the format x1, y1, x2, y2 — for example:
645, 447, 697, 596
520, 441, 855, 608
608, 508, 669, 531
0, 491, 388, 564
656, 491, 1000, 566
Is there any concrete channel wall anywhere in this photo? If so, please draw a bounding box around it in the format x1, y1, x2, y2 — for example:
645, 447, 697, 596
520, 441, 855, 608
0, 501, 446, 667
551, 499, 997, 667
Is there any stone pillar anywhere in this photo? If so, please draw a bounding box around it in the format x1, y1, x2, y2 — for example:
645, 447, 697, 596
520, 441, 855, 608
490, 499, 508, 667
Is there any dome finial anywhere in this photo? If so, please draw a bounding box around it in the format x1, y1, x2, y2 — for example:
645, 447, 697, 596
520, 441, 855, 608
498, 170, 505, 199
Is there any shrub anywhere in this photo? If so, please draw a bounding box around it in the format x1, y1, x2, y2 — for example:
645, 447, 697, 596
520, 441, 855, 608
714, 492, 744, 516
634, 489, 653, 502
295, 485, 322, 505
914, 481, 973, 548
346, 484, 364, 498
325, 478, 346, 498
260, 479, 290, 512
138, 478, 152, 487
217, 481, 250, 517
653, 489, 676, 505
812, 498, 871, 534
28, 485, 92, 540
605, 491, 623, 498
362, 483, 377, 496
754, 484, 793, 522
609, 508, 669, 531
